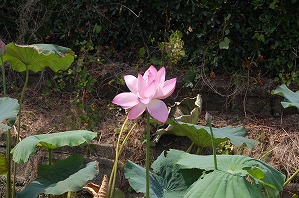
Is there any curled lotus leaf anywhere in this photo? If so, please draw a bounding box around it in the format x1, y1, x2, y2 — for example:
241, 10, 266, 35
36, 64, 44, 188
155, 94, 202, 141
272, 84, 299, 110
0, 97, 19, 129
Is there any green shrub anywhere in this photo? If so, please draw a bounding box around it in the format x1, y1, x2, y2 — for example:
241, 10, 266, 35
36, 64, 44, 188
2, 0, 299, 83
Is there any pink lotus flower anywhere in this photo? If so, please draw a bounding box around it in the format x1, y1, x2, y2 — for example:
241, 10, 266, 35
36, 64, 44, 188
112, 65, 176, 123
0, 39, 6, 55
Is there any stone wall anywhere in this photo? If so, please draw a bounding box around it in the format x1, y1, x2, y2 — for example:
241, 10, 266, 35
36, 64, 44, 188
171, 77, 298, 116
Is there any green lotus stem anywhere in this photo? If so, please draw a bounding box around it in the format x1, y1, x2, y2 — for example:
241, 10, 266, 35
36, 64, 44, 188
1, 56, 6, 96
13, 65, 29, 197
17, 65, 29, 142
186, 142, 194, 153
48, 149, 52, 165
109, 116, 136, 198
108, 116, 128, 198
6, 129, 12, 198
1, 55, 11, 197
145, 112, 151, 198
283, 168, 299, 187
110, 123, 136, 197
196, 146, 201, 155
207, 120, 218, 170
118, 122, 137, 156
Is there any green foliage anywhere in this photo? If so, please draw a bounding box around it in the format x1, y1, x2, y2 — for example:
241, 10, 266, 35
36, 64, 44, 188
44, 47, 100, 130
78, 102, 100, 131
124, 150, 202, 198
125, 149, 285, 198
219, 37, 230, 50
46, 56, 97, 95
183, 0, 299, 78
160, 30, 186, 65
216, 140, 234, 155
274, 70, 299, 86
185, 170, 265, 198
178, 152, 285, 197
0, 27, 98, 196
11, 130, 97, 163
46, 63, 99, 130
17, 154, 99, 198
3, 1, 298, 83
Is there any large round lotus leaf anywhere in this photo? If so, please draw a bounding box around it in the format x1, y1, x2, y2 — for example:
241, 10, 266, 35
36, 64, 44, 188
3, 43, 74, 73
177, 152, 285, 197
11, 130, 97, 163
124, 149, 202, 198
183, 170, 263, 198
17, 154, 99, 198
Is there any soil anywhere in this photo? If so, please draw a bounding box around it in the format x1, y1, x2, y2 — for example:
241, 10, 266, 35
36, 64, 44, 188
0, 68, 298, 197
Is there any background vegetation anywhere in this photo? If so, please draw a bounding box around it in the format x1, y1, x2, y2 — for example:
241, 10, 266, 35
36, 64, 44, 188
1, 0, 299, 85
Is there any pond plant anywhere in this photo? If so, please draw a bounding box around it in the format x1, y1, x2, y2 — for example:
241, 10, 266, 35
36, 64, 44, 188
272, 84, 299, 188
123, 107, 286, 197
0, 37, 297, 198
0, 39, 98, 198
110, 66, 292, 197
112, 65, 177, 198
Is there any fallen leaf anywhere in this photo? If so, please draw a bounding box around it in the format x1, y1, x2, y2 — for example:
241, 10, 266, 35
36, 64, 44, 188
83, 175, 108, 198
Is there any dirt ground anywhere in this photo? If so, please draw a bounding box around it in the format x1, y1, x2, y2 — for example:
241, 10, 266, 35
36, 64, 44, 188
1, 72, 299, 197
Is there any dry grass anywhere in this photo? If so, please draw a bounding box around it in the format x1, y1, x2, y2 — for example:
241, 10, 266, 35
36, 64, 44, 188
247, 129, 299, 181
18, 94, 299, 183
270, 131, 299, 179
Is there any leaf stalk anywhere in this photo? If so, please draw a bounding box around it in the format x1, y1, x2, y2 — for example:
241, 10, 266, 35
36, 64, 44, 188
145, 112, 151, 197
207, 117, 218, 170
